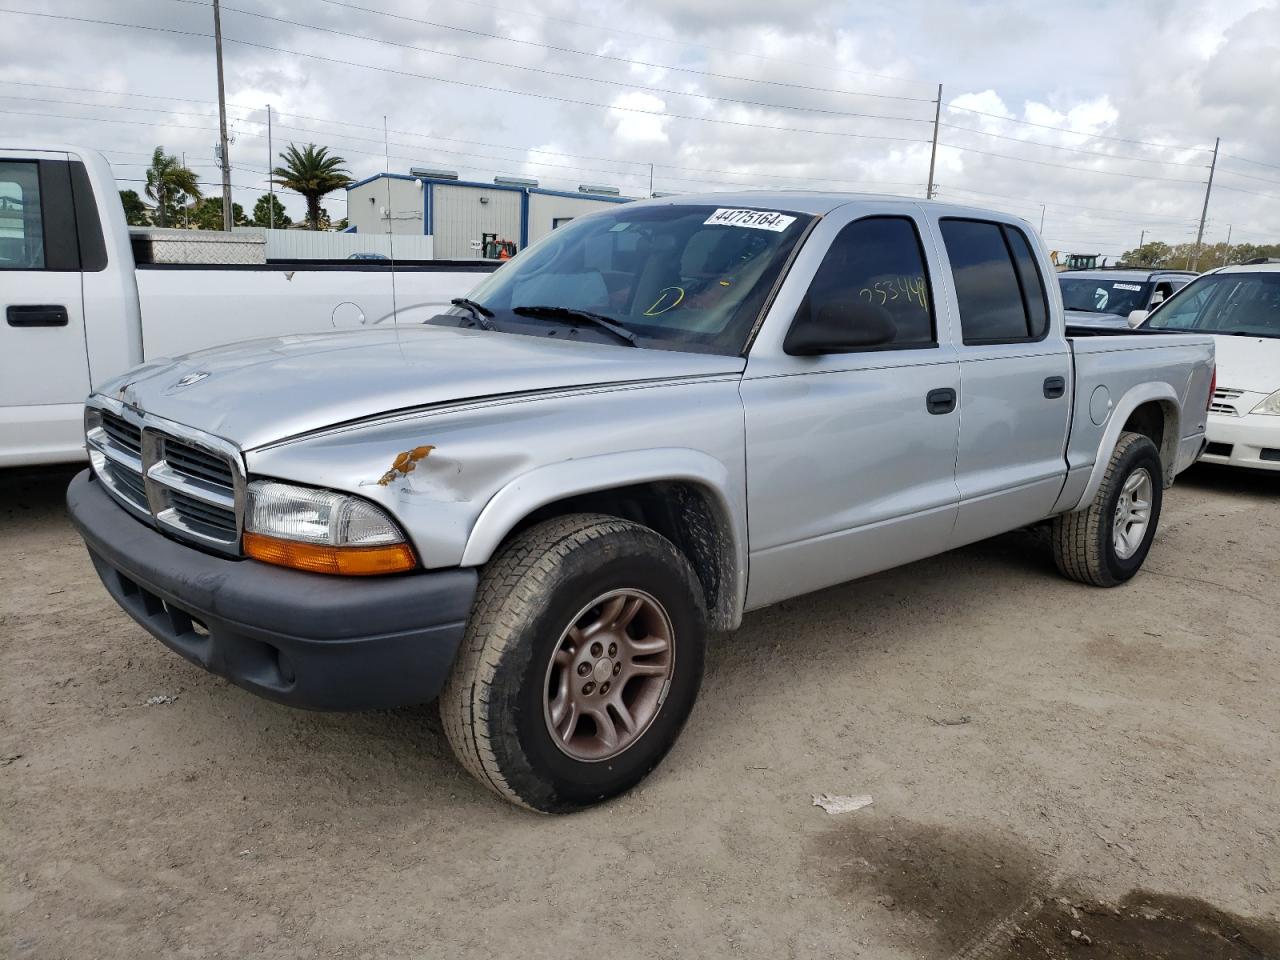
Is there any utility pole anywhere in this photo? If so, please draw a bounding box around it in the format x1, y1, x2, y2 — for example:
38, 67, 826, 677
649, 162, 654, 197
925, 83, 942, 200
267, 103, 275, 230
1191, 136, 1219, 271
1222, 224, 1232, 266
212, 0, 233, 232
1139, 229, 1145, 249
1039, 204, 1046, 233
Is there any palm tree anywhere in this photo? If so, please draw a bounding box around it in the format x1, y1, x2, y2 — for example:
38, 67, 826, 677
144, 147, 201, 228
272, 143, 351, 230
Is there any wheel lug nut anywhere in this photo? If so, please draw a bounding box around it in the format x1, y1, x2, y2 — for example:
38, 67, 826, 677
612, 662, 621, 676
600, 681, 610, 694
591, 642, 603, 657
583, 682, 595, 695
608, 643, 617, 657
577, 662, 591, 677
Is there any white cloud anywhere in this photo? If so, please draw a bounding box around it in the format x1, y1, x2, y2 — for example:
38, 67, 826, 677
607, 92, 670, 145
0, 0, 1276, 252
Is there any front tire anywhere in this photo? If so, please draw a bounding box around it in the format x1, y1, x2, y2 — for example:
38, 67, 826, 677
440, 514, 708, 813
1052, 431, 1164, 587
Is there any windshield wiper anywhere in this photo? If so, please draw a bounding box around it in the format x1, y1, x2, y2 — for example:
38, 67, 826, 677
451, 297, 495, 330
512, 305, 639, 347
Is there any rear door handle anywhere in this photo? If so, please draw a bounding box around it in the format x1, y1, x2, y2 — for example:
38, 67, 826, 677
926, 387, 957, 415
7, 305, 69, 327
1043, 376, 1066, 399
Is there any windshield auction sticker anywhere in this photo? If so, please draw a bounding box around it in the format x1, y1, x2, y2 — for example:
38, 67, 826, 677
704, 208, 797, 232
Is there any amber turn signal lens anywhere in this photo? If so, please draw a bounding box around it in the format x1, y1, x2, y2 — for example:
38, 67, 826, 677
243, 531, 417, 576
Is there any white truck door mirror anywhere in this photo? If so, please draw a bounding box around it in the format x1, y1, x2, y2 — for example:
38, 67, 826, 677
1127, 309, 1149, 328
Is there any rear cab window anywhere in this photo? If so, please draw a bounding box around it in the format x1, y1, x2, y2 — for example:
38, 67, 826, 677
0, 160, 45, 270
940, 218, 1050, 343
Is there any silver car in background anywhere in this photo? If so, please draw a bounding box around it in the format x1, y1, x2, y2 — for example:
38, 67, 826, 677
1059, 268, 1198, 328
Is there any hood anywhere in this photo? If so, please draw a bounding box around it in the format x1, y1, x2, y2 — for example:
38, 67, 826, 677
1209, 333, 1280, 394
1064, 309, 1128, 328
102, 326, 745, 449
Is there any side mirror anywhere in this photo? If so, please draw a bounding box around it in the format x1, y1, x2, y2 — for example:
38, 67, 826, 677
1127, 309, 1149, 328
784, 300, 897, 356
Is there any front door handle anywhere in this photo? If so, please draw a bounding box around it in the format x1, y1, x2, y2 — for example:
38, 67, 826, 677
926, 387, 957, 415
7, 304, 69, 327
1043, 376, 1066, 399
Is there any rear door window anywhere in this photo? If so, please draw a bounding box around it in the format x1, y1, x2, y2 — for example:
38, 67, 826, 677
0, 160, 44, 270
941, 218, 1050, 343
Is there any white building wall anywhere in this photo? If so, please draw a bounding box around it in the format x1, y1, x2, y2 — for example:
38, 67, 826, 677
346, 177, 424, 236
431, 184, 522, 259
527, 193, 627, 244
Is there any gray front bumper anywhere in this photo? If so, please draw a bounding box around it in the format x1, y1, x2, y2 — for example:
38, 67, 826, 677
67, 470, 477, 711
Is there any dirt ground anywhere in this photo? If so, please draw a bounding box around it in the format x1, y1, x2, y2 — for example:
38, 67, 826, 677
2, 464, 1277, 959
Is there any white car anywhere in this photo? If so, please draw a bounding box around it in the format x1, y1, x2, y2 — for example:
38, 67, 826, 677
1140, 262, 1280, 471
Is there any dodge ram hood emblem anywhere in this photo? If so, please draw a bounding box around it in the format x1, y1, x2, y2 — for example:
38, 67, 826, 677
170, 371, 211, 389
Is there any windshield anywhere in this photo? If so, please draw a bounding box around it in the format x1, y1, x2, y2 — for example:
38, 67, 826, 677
431, 203, 814, 354
1146, 272, 1280, 338
1059, 278, 1151, 316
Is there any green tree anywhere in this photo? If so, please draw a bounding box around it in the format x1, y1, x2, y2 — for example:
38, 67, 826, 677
118, 189, 150, 226
189, 196, 248, 230
251, 193, 291, 229
1118, 241, 1172, 267
144, 147, 202, 228
271, 143, 351, 230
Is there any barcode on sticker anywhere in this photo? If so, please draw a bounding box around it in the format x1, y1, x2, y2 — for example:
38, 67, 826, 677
704, 208, 797, 232
1113, 283, 1143, 291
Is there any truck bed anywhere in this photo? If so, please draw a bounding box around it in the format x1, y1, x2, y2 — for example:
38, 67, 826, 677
134, 262, 498, 359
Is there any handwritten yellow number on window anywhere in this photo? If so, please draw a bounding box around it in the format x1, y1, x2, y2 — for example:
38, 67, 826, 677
644, 286, 686, 317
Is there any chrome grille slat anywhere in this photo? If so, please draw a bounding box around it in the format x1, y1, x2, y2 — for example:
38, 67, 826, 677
164, 443, 234, 488
146, 461, 236, 510
85, 398, 245, 556
1210, 387, 1245, 417
100, 410, 142, 455
167, 491, 237, 532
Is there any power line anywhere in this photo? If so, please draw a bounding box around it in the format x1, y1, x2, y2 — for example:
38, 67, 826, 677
45, 105, 908, 196
165, 0, 932, 105
1218, 152, 1280, 172
161, 0, 936, 127
937, 184, 1203, 224
938, 121, 1209, 168
384, 0, 926, 86
1214, 182, 1280, 203
302, 0, 931, 96
938, 142, 1205, 183
1214, 167, 1280, 188
0, 9, 934, 147
944, 103, 1212, 153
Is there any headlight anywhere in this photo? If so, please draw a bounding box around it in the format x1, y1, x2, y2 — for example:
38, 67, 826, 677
243, 480, 417, 575
1250, 390, 1280, 416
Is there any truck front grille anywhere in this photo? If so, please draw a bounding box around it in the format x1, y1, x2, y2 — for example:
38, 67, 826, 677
86, 401, 245, 556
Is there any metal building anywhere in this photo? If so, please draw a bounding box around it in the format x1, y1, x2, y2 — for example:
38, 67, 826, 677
345, 172, 631, 260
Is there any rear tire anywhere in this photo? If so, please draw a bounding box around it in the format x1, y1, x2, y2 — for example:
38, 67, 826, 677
1052, 431, 1164, 587
440, 513, 708, 813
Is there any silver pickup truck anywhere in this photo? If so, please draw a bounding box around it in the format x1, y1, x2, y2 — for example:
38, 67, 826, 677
67, 193, 1215, 812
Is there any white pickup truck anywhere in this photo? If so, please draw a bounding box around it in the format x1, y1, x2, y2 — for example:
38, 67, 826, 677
0, 146, 495, 467
68, 193, 1214, 811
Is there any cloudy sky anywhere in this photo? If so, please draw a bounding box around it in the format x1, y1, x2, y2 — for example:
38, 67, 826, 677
2, 0, 1278, 256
